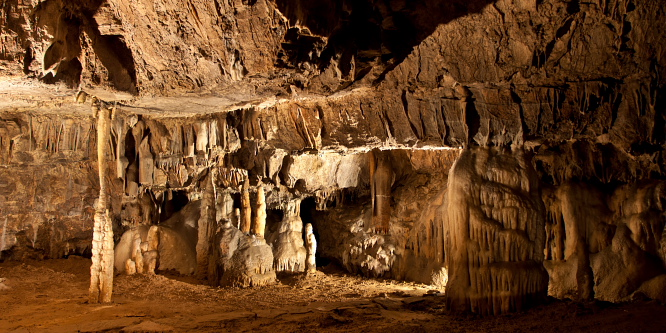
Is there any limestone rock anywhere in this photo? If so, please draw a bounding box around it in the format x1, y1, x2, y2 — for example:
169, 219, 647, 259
220, 236, 276, 288
634, 275, 666, 303
268, 200, 307, 273
445, 148, 548, 315
115, 225, 195, 275
0, 277, 9, 290
543, 259, 578, 300
590, 225, 663, 302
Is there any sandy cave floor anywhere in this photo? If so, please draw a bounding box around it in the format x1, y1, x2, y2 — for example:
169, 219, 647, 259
0, 258, 665, 332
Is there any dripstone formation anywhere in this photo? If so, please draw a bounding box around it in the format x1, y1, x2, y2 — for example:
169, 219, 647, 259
1, 0, 665, 314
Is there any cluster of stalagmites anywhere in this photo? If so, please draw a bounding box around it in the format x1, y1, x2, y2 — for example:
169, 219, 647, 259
124, 226, 159, 275
115, 180, 319, 288
216, 184, 275, 287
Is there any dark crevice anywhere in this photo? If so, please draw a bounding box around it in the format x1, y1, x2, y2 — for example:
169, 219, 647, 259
511, 88, 528, 139
160, 190, 190, 222
464, 94, 480, 146
275, 0, 501, 85
299, 197, 329, 267
30, 0, 137, 93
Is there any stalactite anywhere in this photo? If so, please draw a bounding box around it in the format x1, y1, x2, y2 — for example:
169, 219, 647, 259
240, 178, 251, 233
369, 149, 393, 234
252, 185, 266, 237
89, 103, 114, 304
195, 121, 208, 154
218, 167, 247, 188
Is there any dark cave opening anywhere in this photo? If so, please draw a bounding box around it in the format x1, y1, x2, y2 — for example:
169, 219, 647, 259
160, 190, 190, 222
265, 208, 284, 238
300, 197, 330, 267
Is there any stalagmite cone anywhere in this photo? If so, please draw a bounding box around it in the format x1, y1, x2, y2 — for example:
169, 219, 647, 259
305, 223, 317, 274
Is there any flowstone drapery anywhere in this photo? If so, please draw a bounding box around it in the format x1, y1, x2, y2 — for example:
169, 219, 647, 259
445, 148, 548, 315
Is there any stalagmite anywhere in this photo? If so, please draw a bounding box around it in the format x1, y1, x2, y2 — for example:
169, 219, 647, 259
132, 233, 145, 274
219, 212, 277, 287
240, 178, 251, 233
143, 250, 158, 275
147, 225, 159, 251
305, 223, 317, 274
252, 185, 266, 237
89, 103, 115, 304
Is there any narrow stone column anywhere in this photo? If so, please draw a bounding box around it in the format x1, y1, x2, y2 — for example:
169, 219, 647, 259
252, 185, 266, 237
305, 223, 317, 274
89, 104, 115, 303
240, 178, 251, 233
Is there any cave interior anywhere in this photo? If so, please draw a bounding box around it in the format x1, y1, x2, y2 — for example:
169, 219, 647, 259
0, 0, 665, 331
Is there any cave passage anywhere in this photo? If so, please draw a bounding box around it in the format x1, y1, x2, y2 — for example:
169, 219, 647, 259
300, 196, 331, 267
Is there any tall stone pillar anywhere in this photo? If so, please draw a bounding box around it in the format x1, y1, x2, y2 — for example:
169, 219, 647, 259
89, 104, 115, 303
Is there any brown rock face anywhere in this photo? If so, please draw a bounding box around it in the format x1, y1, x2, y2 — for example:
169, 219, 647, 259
1, 0, 665, 314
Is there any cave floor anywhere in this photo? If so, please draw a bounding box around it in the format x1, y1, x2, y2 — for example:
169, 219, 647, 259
0, 258, 664, 333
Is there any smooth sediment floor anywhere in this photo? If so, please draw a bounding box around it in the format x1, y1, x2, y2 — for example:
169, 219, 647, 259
0, 257, 664, 333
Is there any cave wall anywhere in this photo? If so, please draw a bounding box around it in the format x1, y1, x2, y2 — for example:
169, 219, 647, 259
0, 111, 99, 259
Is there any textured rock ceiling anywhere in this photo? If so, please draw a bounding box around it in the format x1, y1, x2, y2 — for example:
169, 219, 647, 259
0, 0, 665, 314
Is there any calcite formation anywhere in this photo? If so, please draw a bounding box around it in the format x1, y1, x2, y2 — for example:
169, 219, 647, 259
445, 148, 548, 315
1, 0, 665, 315
269, 199, 307, 273
217, 184, 276, 287
305, 223, 317, 274
89, 103, 114, 304
124, 225, 159, 275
